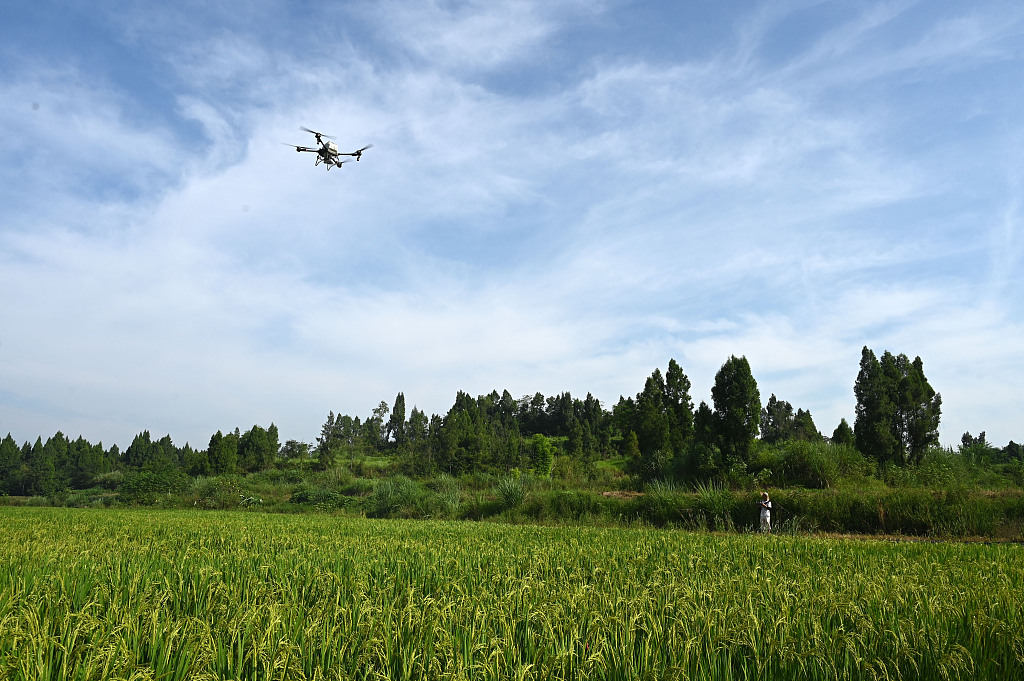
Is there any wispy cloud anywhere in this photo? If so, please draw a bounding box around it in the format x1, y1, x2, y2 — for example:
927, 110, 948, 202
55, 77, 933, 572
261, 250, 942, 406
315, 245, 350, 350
2, 0, 1024, 448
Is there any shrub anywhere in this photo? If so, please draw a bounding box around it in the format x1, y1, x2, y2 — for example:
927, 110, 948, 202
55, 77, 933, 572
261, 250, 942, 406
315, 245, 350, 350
251, 469, 304, 486
192, 476, 243, 509
496, 476, 527, 510
289, 486, 345, 509
430, 474, 462, 517
780, 440, 840, 488
118, 470, 190, 505
92, 470, 124, 491
367, 476, 425, 518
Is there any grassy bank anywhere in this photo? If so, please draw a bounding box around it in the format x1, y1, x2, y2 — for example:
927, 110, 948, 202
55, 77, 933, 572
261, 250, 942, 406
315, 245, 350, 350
4, 466, 1024, 539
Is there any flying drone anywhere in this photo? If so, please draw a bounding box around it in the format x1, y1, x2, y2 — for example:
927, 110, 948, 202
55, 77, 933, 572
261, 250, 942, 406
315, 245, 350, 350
283, 126, 373, 171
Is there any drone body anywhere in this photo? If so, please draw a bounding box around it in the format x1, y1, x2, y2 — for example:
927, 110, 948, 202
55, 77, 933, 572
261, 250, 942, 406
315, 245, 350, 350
283, 126, 373, 171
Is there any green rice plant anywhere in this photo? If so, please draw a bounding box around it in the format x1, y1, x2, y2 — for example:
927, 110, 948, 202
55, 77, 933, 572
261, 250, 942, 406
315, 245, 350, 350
1, 507, 1022, 680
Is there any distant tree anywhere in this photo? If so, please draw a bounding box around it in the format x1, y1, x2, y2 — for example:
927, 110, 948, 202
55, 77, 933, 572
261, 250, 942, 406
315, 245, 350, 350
685, 401, 721, 480
0, 433, 23, 494
280, 440, 310, 461
238, 425, 274, 472
760, 394, 795, 445
896, 355, 941, 465
365, 401, 390, 452
267, 424, 280, 460
182, 444, 211, 476
831, 418, 855, 447
317, 411, 337, 457
711, 355, 761, 466
71, 436, 111, 486
664, 359, 695, 450
207, 430, 238, 474
854, 348, 898, 461
959, 431, 999, 465
854, 347, 941, 465
518, 392, 548, 435
123, 431, 154, 469
792, 408, 822, 442
386, 393, 407, 448
1003, 441, 1024, 463
527, 433, 554, 478
27, 436, 62, 496
613, 395, 637, 442
332, 414, 361, 451
497, 390, 517, 426
634, 371, 672, 461
148, 435, 180, 473
406, 407, 429, 444
614, 359, 695, 479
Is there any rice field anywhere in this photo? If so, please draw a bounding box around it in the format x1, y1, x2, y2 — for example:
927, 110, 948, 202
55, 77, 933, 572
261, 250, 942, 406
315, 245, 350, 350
0, 508, 1021, 680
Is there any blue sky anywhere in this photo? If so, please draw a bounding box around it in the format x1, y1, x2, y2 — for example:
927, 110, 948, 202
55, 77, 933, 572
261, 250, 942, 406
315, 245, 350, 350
1, 0, 1022, 450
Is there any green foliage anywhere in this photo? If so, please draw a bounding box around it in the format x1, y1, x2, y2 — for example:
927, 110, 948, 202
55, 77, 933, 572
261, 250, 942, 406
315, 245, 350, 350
855, 347, 941, 465
616, 360, 695, 474
191, 476, 244, 509
428, 474, 462, 516
528, 433, 555, 478
367, 475, 425, 518
289, 485, 345, 510
207, 430, 238, 475
117, 469, 190, 505
237, 424, 277, 472
831, 418, 855, 447
711, 355, 761, 466
495, 475, 527, 510
780, 440, 840, 489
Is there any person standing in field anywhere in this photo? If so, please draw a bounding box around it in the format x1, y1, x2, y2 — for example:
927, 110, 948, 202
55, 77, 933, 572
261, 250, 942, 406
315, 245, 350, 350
759, 492, 772, 533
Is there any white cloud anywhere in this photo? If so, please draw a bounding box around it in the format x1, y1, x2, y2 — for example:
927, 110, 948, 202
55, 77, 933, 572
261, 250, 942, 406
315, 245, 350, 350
364, 0, 606, 73
3, 0, 1024, 451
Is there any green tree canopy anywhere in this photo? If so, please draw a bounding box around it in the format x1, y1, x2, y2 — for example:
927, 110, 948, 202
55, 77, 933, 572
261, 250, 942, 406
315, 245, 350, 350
854, 347, 941, 465
711, 355, 761, 466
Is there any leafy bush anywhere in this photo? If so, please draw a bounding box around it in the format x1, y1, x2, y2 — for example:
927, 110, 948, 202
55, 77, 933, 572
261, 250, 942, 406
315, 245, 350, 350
694, 480, 733, 519
367, 476, 425, 518
780, 441, 839, 488
192, 476, 243, 509
530, 489, 612, 521
118, 470, 190, 505
250, 469, 304, 486
289, 486, 345, 509
92, 470, 124, 491
308, 466, 355, 490
338, 478, 374, 496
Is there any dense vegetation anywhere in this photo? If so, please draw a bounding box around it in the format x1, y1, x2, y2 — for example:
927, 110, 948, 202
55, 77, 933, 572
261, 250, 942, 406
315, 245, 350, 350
2, 508, 1022, 680
2, 347, 1022, 536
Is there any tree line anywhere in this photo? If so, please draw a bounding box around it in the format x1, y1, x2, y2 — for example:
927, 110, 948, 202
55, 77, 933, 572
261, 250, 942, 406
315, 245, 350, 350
1, 346, 1021, 497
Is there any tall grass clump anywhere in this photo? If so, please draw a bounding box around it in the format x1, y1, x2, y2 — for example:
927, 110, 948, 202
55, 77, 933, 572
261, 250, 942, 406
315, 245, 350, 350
496, 475, 528, 510
367, 475, 425, 517
429, 473, 463, 517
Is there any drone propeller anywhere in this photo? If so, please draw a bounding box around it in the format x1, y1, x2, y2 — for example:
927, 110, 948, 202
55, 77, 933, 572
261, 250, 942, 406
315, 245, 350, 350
342, 144, 374, 160
300, 126, 335, 140
282, 142, 317, 152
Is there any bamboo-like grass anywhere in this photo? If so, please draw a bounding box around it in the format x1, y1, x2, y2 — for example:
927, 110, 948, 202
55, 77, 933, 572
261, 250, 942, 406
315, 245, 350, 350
0, 507, 1021, 680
